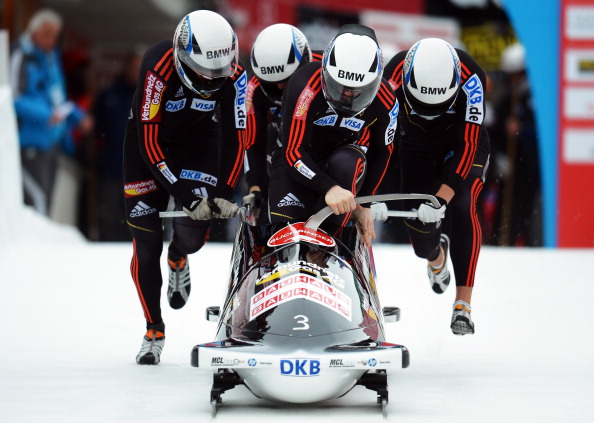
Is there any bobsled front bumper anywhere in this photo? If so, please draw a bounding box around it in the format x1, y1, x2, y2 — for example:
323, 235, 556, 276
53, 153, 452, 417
192, 340, 409, 403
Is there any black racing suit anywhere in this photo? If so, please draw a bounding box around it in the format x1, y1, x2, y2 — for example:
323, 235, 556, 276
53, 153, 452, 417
123, 40, 247, 326
384, 48, 490, 288
268, 61, 399, 231
244, 51, 323, 222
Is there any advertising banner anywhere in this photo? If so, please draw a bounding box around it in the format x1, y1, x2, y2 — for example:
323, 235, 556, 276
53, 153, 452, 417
558, 0, 594, 246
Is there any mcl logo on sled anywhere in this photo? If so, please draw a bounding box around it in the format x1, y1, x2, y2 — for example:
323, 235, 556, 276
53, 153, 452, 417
280, 359, 321, 376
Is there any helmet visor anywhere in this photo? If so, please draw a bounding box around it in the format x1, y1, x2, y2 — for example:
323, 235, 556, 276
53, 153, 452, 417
322, 67, 380, 117
177, 33, 239, 79
259, 81, 284, 106
178, 60, 228, 95
403, 84, 458, 118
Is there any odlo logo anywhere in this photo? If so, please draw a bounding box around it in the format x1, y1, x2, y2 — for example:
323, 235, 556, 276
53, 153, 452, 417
280, 359, 321, 376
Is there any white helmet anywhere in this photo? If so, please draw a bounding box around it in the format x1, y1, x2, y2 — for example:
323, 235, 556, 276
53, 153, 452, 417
402, 38, 461, 117
250, 24, 311, 105
500, 42, 525, 73
173, 10, 238, 95
321, 24, 383, 117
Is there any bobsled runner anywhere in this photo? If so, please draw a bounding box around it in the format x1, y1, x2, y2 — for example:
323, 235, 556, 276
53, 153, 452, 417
188, 193, 438, 418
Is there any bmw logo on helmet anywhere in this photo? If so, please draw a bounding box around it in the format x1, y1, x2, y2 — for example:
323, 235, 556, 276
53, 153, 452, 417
321, 24, 383, 118
402, 37, 461, 118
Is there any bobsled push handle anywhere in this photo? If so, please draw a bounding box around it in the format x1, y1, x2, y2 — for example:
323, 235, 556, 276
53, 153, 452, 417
304, 193, 439, 231
159, 207, 248, 219
159, 210, 187, 218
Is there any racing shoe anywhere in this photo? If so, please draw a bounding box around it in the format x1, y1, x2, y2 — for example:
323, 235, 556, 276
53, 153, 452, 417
136, 323, 165, 364
451, 300, 475, 335
427, 234, 450, 294
167, 255, 191, 309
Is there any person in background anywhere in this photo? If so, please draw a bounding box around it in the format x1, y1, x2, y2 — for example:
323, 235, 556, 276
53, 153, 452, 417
124, 10, 246, 365
498, 42, 540, 246
10, 8, 92, 216
243, 23, 321, 223
384, 38, 490, 335
268, 24, 398, 247
91, 47, 144, 241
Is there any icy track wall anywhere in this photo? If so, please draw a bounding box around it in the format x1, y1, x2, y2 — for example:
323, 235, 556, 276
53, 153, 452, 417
0, 30, 25, 247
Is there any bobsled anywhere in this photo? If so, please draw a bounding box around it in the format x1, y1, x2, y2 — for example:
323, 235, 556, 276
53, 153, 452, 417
190, 194, 438, 415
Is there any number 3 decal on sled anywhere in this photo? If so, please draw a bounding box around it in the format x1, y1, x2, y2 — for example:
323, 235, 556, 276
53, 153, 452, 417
293, 315, 310, 331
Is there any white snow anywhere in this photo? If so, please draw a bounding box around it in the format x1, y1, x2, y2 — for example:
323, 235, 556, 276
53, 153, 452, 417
1, 211, 593, 422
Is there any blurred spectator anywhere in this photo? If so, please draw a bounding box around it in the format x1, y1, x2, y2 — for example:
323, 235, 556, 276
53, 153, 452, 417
55, 49, 95, 230
485, 42, 541, 246
90, 47, 144, 241
499, 43, 541, 246
10, 8, 92, 216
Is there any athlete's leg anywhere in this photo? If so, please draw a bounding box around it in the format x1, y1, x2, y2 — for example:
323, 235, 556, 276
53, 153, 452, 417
125, 170, 169, 326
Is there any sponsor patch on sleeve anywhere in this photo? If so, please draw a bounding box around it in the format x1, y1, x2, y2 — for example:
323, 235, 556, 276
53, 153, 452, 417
234, 72, 247, 129
294, 160, 316, 179
157, 161, 178, 184
294, 87, 315, 119
385, 102, 399, 145
141, 71, 165, 122
180, 169, 218, 186
124, 179, 158, 197
462, 74, 484, 124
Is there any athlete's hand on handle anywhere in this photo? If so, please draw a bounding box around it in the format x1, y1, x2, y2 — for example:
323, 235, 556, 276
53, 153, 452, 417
351, 205, 376, 247
242, 190, 263, 218
417, 196, 447, 223
325, 185, 357, 215
370, 202, 388, 222
183, 196, 215, 220
212, 198, 239, 219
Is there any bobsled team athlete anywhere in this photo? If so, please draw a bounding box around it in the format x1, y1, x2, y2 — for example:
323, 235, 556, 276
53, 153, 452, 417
243, 24, 322, 223
123, 10, 247, 364
384, 38, 490, 335
268, 24, 399, 246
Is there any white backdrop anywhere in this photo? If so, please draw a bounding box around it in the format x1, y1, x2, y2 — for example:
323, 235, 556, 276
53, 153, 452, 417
0, 30, 25, 247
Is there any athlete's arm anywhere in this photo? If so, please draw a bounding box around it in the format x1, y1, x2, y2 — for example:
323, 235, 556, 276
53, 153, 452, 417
133, 42, 197, 208
442, 51, 488, 193
216, 62, 248, 200
357, 81, 398, 196
244, 76, 270, 192
281, 64, 338, 196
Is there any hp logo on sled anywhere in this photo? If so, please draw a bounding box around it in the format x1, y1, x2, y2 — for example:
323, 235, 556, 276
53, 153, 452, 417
280, 359, 321, 376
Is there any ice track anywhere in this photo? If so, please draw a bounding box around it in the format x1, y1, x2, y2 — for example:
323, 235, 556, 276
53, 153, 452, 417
1, 214, 593, 422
